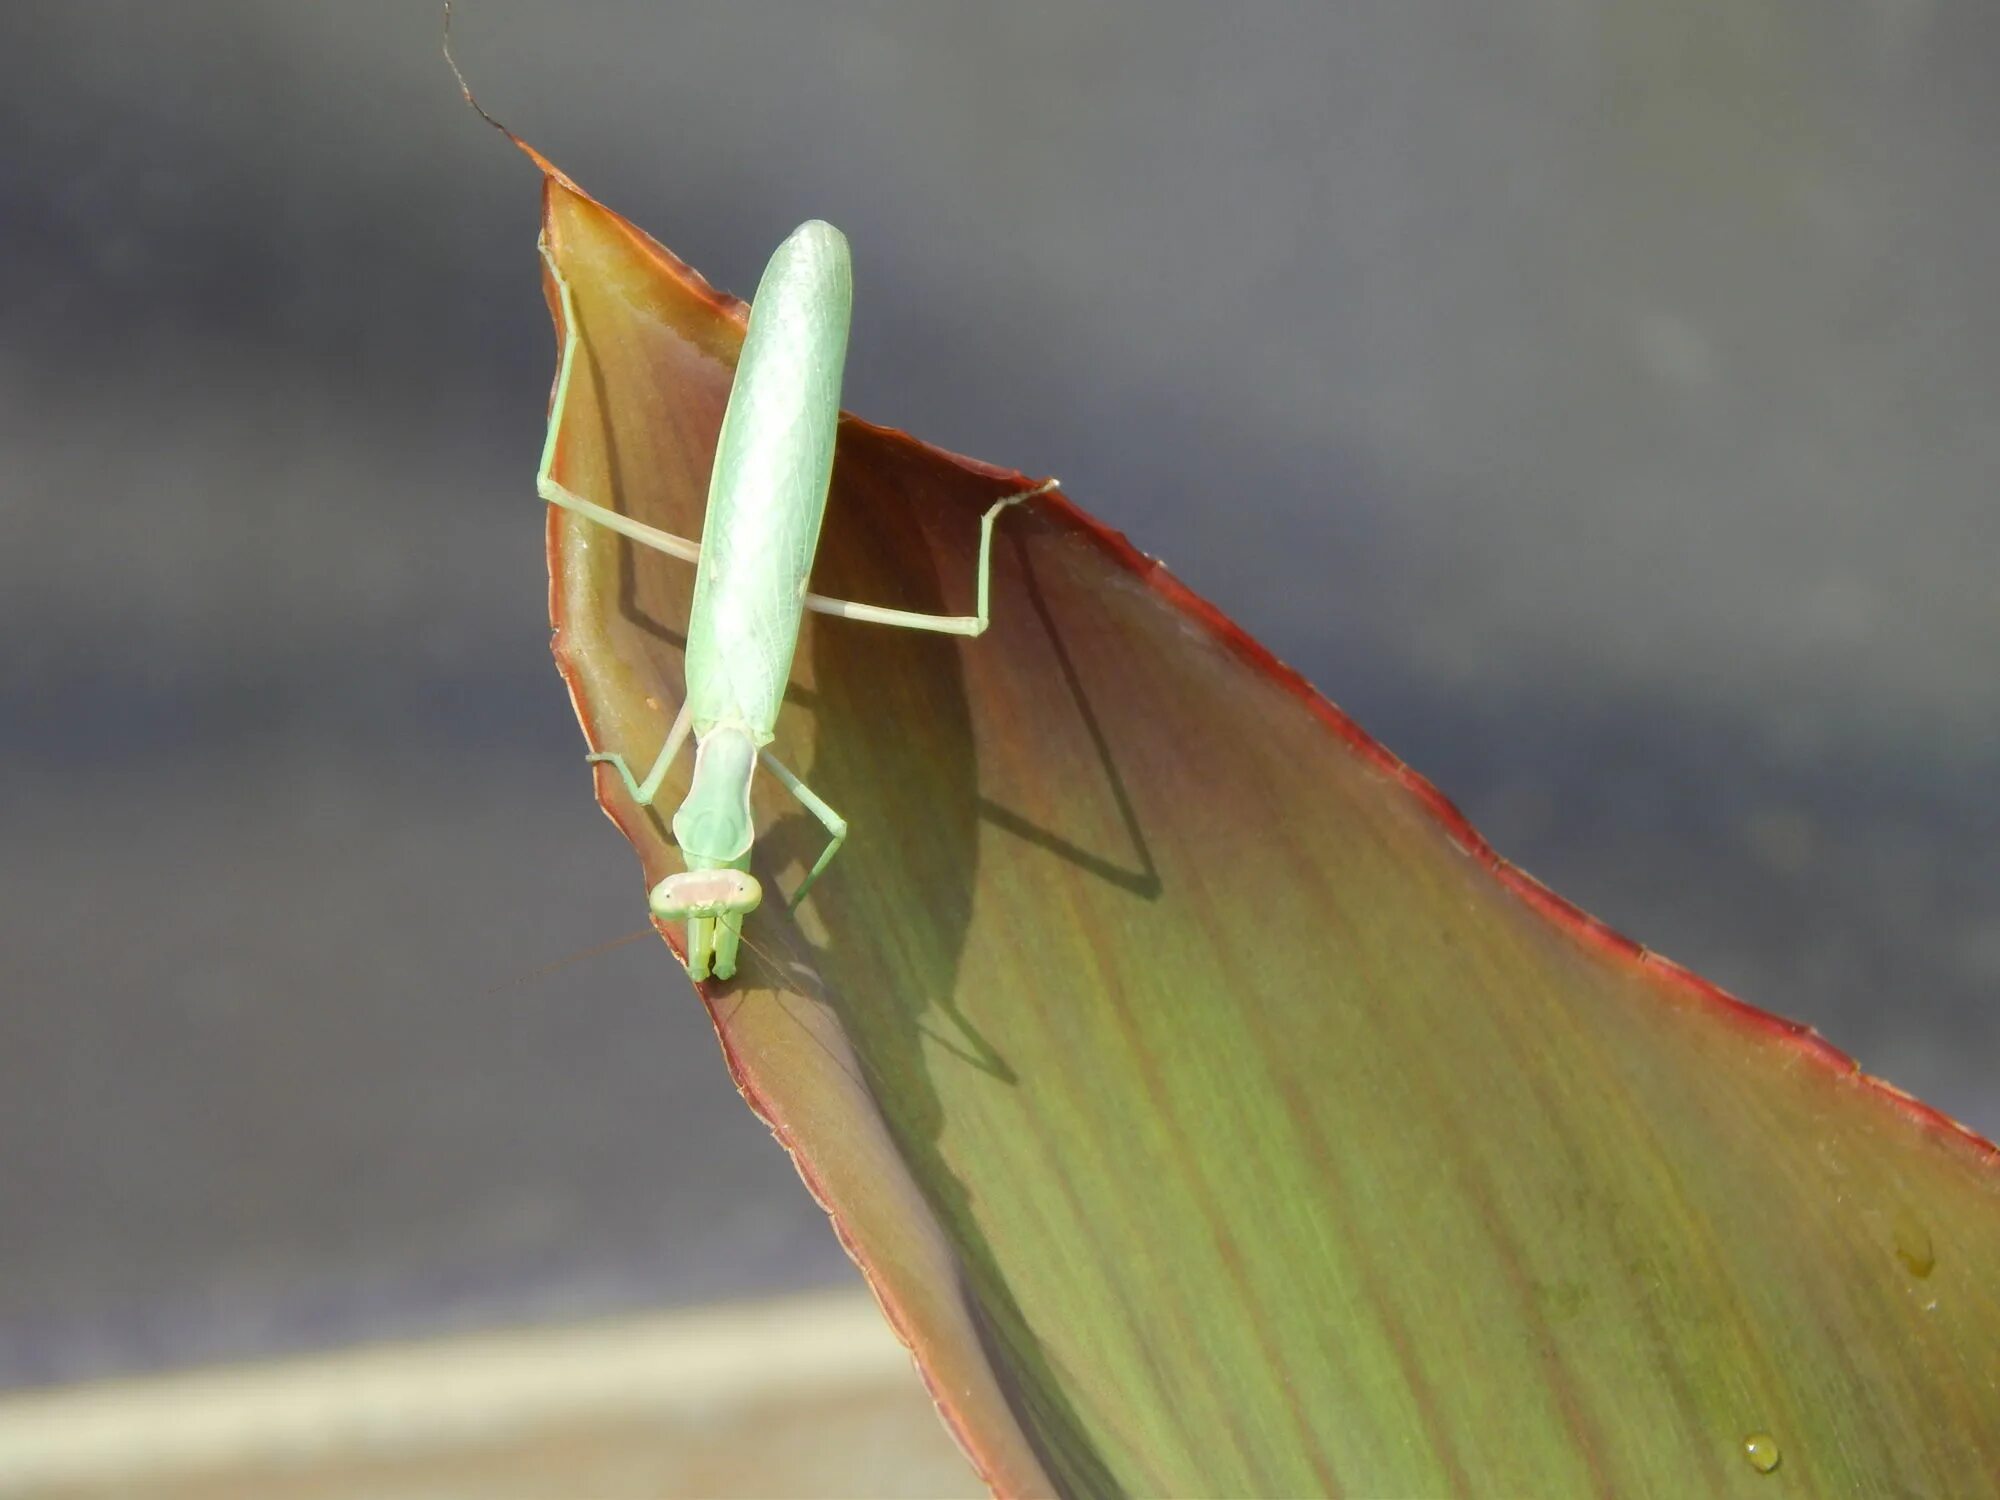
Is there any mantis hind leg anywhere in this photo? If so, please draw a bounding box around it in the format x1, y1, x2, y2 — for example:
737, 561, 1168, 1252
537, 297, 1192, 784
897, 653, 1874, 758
801, 478, 1058, 636
536, 234, 703, 566
759, 750, 848, 910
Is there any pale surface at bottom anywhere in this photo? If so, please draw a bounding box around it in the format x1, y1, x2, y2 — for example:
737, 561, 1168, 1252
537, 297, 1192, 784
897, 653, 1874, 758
0, 1289, 981, 1500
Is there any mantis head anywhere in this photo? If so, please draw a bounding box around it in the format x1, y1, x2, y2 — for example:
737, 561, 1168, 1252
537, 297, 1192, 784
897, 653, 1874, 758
655, 728, 762, 980
650, 866, 763, 923
649, 864, 761, 982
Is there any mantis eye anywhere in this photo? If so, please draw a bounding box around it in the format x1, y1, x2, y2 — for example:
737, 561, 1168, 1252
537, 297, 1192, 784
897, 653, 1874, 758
651, 868, 763, 921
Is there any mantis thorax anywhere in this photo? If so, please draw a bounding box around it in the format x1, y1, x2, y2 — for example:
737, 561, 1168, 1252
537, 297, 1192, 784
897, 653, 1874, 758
671, 726, 757, 869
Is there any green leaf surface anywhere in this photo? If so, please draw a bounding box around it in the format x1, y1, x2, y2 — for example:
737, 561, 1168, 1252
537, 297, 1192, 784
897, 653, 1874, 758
528, 151, 2000, 1496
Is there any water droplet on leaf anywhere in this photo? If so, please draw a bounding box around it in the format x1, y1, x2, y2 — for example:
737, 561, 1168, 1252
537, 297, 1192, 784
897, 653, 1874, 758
1742, 1432, 1781, 1473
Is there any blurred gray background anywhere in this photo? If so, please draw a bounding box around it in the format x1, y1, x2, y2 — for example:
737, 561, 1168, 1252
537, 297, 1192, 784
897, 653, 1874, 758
2, 1, 1994, 1389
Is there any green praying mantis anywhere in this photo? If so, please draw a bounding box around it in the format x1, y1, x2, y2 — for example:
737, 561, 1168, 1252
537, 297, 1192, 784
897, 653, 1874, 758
537, 220, 1057, 981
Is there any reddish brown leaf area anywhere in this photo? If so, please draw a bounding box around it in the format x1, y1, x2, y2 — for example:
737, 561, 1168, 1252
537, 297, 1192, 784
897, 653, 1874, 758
528, 145, 2000, 1497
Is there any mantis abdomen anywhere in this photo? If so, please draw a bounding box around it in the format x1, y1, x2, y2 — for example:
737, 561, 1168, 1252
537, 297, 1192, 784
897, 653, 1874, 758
682, 220, 852, 743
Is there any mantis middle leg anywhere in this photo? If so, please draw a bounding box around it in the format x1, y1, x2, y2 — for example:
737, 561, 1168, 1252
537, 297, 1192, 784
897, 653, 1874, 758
588, 695, 696, 807
758, 749, 847, 910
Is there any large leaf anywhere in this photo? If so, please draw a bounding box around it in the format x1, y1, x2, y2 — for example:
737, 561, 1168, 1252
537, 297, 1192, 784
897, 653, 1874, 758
527, 148, 2000, 1496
